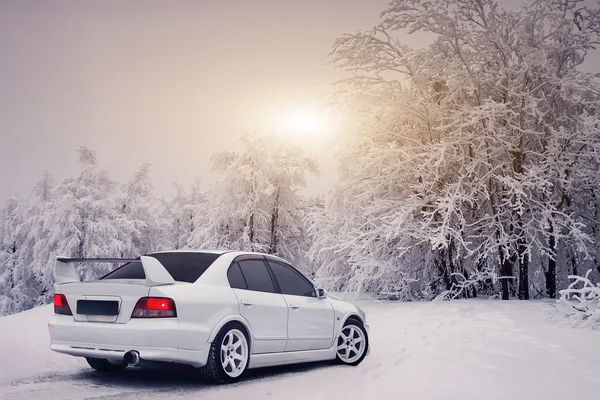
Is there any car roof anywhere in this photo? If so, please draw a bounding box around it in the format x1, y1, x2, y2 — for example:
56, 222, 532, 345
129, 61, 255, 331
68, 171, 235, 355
149, 249, 231, 255
148, 249, 285, 260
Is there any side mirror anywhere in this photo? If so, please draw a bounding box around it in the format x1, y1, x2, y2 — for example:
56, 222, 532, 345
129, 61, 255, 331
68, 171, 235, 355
317, 288, 327, 299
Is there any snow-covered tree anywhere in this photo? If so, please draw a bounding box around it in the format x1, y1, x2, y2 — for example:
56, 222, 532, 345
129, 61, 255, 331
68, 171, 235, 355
163, 180, 205, 250
553, 269, 600, 329
311, 0, 600, 300
188, 131, 318, 265
118, 161, 169, 255
264, 137, 319, 261
32, 147, 137, 299
0, 172, 58, 314
0, 195, 26, 314
14, 172, 55, 307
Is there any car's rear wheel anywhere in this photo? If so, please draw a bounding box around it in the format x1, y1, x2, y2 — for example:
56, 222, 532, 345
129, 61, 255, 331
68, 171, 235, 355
335, 319, 368, 366
85, 357, 129, 373
201, 322, 250, 384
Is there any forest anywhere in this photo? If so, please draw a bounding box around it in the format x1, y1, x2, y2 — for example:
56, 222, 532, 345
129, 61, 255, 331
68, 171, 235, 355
2, 0, 600, 316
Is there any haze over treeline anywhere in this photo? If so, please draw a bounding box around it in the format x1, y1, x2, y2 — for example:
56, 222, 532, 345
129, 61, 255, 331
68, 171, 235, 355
2, 0, 600, 314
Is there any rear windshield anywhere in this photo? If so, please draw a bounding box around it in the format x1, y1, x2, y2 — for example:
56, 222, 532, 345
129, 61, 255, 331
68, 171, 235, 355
100, 252, 221, 283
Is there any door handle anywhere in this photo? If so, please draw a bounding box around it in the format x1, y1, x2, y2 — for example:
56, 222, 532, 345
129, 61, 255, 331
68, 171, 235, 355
240, 299, 253, 307
290, 304, 300, 310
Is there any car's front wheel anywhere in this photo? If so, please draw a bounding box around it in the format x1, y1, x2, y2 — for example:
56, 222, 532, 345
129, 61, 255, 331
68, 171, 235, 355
85, 357, 128, 373
335, 319, 368, 366
201, 322, 250, 384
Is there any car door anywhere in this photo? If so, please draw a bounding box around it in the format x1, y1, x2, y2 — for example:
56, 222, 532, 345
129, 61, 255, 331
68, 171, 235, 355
265, 259, 334, 352
227, 258, 288, 354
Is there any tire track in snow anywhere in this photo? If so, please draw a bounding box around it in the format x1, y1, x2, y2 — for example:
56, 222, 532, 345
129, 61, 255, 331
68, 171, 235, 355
362, 302, 456, 379
0, 361, 334, 400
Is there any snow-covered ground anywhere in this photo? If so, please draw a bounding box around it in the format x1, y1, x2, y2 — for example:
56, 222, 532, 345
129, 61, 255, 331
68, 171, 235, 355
1, 299, 599, 400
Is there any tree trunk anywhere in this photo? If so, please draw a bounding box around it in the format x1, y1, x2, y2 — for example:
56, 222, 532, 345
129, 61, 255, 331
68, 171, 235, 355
517, 238, 530, 300
498, 245, 513, 300
248, 213, 255, 249
512, 112, 529, 300
269, 185, 280, 254
477, 256, 494, 295
546, 223, 556, 298
516, 217, 530, 300
248, 164, 257, 251
436, 248, 452, 290
447, 237, 458, 288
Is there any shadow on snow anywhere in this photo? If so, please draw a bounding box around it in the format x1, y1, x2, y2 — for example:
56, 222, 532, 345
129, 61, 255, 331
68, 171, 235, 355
12, 361, 336, 392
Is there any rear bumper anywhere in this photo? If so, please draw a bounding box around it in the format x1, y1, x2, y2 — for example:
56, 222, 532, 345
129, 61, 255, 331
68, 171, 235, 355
50, 342, 209, 367
48, 315, 210, 367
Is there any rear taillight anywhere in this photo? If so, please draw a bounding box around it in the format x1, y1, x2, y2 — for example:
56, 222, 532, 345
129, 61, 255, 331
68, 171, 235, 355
131, 297, 177, 318
54, 294, 72, 315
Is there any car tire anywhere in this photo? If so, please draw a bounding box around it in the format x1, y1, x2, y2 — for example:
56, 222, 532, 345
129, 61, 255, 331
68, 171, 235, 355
201, 322, 250, 384
335, 319, 369, 366
85, 357, 129, 373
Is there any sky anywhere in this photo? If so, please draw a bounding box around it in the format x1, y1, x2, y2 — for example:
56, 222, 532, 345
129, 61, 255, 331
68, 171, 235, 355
0, 0, 393, 201
1, 0, 598, 202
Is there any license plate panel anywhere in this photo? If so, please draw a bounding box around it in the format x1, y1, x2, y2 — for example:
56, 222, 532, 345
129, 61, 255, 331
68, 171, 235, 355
77, 300, 119, 316
85, 314, 117, 322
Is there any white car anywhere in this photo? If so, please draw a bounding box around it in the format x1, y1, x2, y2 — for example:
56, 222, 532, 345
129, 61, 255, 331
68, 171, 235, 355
48, 250, 369, 383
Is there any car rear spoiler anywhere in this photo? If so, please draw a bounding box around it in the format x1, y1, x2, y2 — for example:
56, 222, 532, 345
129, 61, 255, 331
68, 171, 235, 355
54, 256, 176, 286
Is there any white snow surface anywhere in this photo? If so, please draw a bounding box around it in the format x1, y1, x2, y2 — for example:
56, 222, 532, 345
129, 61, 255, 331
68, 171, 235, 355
1, 300, 599, 399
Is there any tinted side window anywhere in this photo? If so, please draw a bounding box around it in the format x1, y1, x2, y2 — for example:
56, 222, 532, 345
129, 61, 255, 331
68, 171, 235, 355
100, 261, 145, 280
267, 261, 316, 297
237, 259, 276, 293
227, 263, 247, 289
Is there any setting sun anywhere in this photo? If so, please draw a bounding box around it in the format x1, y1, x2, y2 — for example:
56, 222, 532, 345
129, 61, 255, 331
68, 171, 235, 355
285, 111, 325, 135
267, 106, 337, 139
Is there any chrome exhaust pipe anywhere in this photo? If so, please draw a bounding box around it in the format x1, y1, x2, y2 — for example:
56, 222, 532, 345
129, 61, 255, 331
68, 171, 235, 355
124, 350, 140, 366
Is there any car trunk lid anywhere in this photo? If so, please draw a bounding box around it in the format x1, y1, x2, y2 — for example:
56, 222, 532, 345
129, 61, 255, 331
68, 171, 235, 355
60, 280, 151, 323
54, 256, 175, 324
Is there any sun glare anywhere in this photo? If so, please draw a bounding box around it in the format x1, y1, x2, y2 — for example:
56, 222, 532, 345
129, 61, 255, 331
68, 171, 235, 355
287, 112, 324, 133
258, 103, 340, 140
276, 108, 333, 138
